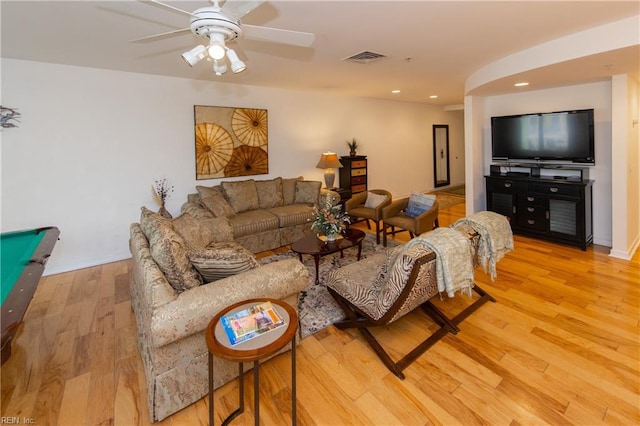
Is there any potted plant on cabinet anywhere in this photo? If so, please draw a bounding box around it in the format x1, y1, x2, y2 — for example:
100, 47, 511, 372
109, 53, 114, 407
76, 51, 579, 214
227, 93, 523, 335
346, 138, 359, 157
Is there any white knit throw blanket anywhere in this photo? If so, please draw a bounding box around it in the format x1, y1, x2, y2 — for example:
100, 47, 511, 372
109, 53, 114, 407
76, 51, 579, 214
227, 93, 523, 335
406, 227, 474, 298
453, 211, 514, 281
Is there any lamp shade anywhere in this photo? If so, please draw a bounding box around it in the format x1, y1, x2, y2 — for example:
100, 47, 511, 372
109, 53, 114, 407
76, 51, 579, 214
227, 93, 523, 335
315, 152, 343, 169
181, 45, 207, 67
226, 49, 246, 74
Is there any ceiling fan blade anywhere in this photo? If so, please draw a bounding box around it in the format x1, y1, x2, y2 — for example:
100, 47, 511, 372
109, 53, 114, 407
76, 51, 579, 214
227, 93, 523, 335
219, 0, 265, 21
130, 27, 191, 43
146, 0, 197, 18
242, 24, 315, 47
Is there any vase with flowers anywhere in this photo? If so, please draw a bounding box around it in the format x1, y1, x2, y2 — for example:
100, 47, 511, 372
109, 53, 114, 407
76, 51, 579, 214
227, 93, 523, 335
311, 200, 350, 241
153, 178, 174, 219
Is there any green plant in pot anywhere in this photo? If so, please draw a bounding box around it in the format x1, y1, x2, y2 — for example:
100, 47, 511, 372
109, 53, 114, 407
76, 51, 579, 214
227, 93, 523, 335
346, 138, 359, 156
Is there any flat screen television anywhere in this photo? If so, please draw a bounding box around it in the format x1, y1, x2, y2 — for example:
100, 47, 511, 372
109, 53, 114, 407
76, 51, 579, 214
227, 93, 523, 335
491, 109, 595, 165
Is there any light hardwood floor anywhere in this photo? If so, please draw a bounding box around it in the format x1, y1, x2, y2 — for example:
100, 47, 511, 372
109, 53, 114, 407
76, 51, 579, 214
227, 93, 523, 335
2, 201, 639, 425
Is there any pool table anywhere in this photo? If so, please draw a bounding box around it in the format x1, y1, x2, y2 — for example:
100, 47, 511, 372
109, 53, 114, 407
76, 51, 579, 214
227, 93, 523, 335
1, 226, 60, 364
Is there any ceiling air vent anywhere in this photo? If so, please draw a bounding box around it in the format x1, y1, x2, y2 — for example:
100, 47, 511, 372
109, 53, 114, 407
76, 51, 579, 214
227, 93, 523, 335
343, 50, 387, 64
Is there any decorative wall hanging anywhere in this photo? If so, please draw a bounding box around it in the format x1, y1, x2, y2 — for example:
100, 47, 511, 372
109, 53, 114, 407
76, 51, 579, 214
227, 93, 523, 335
1, 106, 21, 129
194, 105, 268, 180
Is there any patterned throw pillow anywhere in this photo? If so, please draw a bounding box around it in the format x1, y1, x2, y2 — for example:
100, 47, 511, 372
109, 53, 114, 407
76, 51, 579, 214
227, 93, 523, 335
255, 178, 284, 209
221, 180, 260, 213
188, 242, 260, 282
172, 213, 233, 248
405, 193, 436, 218
364, 192, 388, 209
294, 180, 322, 205
196, 186, 235, 218
139, 207, 203, 292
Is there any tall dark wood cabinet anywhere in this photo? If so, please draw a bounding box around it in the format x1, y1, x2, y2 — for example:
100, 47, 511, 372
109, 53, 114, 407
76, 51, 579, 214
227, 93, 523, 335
485, 168, 593, 250
339, 156, 367, 194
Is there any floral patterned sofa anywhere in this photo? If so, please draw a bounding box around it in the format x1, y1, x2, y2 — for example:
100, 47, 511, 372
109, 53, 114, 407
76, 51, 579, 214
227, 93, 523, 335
129, 206, 310, 421
181, 176, 339, 253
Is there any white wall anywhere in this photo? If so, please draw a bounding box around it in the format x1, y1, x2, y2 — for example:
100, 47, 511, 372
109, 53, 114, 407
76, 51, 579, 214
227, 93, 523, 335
610, 74, 640, 259
1, 58, 460, 274
479, 81, 613, 247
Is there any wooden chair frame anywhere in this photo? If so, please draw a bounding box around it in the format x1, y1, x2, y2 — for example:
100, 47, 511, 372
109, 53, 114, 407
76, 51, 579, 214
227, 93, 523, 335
328, 253, 496, 379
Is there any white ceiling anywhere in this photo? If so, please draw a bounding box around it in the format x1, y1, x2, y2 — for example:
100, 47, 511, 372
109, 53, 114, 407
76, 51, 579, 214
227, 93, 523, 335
2, 1, 639, 106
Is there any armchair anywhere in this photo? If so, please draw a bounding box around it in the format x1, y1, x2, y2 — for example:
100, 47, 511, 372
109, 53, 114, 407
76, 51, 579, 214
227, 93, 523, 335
382, 197, 439, 246
345, 189, 392, 244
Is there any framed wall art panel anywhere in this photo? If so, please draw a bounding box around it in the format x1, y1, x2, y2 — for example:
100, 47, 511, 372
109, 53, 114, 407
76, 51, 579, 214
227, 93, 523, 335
194, 105, 268, 180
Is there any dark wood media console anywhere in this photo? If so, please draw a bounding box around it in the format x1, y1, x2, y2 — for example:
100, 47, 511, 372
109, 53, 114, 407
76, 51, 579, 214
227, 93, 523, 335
485, 166, 593, 250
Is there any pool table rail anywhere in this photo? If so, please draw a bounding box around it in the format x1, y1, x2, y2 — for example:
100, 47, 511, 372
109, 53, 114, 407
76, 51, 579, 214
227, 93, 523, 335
1, 226, 60, 364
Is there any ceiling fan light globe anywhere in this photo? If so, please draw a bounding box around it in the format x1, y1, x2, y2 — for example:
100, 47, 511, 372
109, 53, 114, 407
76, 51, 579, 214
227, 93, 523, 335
181, 45, 206, 67
208, 43, 226, 60
213, 60, 227, 75
226, 48, 246, 73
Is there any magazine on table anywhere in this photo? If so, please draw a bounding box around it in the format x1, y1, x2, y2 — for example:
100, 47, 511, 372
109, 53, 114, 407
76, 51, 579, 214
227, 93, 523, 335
221, 301, 286, 346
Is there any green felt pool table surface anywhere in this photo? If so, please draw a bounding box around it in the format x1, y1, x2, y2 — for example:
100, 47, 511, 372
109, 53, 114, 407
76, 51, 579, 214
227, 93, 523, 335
1, 226, 59, 364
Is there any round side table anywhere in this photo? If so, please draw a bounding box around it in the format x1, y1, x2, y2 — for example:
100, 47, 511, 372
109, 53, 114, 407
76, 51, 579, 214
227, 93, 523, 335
206, 298, 298, 426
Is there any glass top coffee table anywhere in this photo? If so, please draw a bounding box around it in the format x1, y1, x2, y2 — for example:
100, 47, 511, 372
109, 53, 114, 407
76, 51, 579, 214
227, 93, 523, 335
291, 228, 366, 284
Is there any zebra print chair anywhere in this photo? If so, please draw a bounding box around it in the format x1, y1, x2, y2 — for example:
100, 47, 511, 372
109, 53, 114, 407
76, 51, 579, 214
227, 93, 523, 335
326, 225, 495, 379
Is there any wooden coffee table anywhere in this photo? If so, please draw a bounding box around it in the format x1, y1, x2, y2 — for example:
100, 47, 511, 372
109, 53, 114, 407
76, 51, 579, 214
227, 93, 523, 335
291, 228, 366, 284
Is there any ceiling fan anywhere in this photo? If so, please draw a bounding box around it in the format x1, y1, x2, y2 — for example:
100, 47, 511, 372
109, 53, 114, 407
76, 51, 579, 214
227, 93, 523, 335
132, 0, 315, 75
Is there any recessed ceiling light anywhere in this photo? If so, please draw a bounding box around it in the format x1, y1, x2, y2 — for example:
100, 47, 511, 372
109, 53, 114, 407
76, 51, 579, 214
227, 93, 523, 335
514, 82, 529, 87
429, 95, 438, 99
391, 89, 401, 94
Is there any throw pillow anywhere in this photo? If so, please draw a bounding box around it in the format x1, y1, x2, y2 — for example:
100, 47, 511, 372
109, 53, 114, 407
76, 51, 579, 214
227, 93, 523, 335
364, 192, 388, 209
196, 186, 235, 218
188, 241, 260, 282
294, 180, 321, 205
172, 213, 233, 248
255, 178, 284, 209
405, 193, 436, 218
282, 176, 303, 205
221, 180, 260, 213
139, 207, 203, 292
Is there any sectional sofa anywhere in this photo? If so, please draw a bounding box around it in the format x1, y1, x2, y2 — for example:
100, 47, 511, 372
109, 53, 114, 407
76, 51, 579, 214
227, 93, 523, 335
129, 176, 337, 421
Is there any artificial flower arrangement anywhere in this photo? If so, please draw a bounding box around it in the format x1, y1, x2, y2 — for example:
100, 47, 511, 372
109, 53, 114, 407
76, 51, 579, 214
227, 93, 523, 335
311, 200, 350, 240
153, 178, 174, 218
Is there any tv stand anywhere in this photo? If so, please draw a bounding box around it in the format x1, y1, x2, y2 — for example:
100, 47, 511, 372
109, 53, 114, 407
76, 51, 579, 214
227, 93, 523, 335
486, 165, 593, 250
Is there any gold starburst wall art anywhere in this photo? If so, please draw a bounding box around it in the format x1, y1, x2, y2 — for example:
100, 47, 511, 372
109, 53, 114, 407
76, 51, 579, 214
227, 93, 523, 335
194, 105, 268, 179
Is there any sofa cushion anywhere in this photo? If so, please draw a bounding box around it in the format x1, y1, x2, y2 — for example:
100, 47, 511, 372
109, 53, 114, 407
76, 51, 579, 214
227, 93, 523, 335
255, 177, 284, 209
139, 207, 203, 292
282, 176, 303, 205
228, 209, 280, 238
188, 241, 259, 282
172, 213, 233, 248
294, 180, 321, 205
196, 186, 235, 218
268, 204, 315, 227
221, 180, 260, 213
406, 193, 436, 218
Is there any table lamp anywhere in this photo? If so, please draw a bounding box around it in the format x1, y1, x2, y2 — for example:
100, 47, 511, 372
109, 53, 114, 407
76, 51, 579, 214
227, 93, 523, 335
315, 152, 343, 189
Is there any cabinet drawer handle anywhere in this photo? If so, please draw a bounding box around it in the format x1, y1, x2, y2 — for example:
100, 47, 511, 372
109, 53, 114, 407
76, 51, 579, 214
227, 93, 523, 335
527, 197, 534, 202
527, 207, 534, 212
504, 182, 512, 188
550, 187, 558, 193
528, 220, 535, 225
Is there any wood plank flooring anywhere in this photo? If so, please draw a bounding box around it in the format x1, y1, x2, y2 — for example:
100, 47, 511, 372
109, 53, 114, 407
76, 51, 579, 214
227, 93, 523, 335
2, 202, 639, 425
